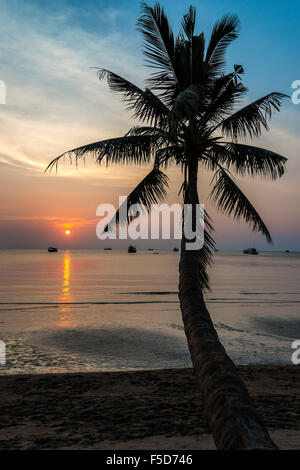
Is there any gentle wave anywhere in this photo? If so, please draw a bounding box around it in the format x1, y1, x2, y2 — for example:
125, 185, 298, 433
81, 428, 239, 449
117, 291, 178, 295
118, 290, 300, 296
1, 299, 300, 307
240, 291, 300, 295
167, 320, 297, 341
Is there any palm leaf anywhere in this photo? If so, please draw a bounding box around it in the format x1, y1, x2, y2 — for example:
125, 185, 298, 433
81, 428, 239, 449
220, 92, 288, 140
202, 73, 247, 124
182, 179, 215, 290
104, 167, 169, 232
98, 69, 169, 125
205, 15, 240, 74
209, 167, 272, 243
191, 33, 206, 83
126, 126, 183, 166
209, 142, 287, 179
173, 33, 191, 93
156, 144, 184, 167
181, 6, 196, 40
137, 2, 179, 103
45, 135, 158, 172
199, 210, 215, 290
126, 125, 168, 141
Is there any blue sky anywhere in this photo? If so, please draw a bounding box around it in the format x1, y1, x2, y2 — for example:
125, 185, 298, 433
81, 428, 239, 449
4, 0, 300, 94
11, 0, 299, 87
0, 0, 299, 249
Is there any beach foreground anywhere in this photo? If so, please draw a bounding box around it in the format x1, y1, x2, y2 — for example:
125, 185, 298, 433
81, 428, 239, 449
0, 366, 299, 450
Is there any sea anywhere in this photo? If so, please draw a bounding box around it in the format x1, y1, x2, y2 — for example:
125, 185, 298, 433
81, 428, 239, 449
0, 249, 299, 375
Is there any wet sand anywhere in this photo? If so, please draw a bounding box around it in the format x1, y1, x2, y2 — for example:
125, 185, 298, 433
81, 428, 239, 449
0, 365, 299, 450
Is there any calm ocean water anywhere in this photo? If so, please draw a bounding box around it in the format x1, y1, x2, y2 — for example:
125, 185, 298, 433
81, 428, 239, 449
0, 249, 300, 374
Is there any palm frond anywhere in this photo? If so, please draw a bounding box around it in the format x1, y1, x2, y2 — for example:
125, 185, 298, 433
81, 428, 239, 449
137, 2, 179, 103
182, 181, 215, 290
220, 92, 288, 140
205, 15, 240, 74
126, 126, 183, 166
98, 69, 169, 126
191, 33, 206, 83
208, 143, 287, 179
126, 125, 168, 140
181, 5, 196, 40
209, 167, 272, 243
173, 33, 191, 93
104, 168, 169, 231
202, 73, 247, 124
156, 144, 184, 167
45, 135, 158, 172
199, 210, 215, 290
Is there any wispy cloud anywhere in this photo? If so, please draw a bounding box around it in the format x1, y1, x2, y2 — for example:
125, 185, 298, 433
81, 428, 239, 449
0, 215, 97, 227
0, 1, 145, 173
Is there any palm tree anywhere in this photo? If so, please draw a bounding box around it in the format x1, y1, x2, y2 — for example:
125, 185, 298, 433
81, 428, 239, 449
47, 3, 287, 449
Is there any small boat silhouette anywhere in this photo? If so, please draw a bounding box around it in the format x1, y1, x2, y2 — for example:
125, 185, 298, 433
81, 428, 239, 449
128, 245, 136, 253
243, 248, 258, 255
48, 246, 58, 253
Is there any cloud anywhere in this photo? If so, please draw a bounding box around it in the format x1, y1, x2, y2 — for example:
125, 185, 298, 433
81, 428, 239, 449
0, 1, 145, 173
0, 215, 97, 227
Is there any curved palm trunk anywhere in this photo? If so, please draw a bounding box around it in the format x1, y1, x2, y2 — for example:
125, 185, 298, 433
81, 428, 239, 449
178, 160, 277, 450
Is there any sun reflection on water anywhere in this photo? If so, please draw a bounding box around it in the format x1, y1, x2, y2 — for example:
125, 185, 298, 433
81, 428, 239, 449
57, 251, 73, 328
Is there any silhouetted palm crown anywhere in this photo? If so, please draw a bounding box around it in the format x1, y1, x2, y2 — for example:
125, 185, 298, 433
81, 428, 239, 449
47, 3, 287, 288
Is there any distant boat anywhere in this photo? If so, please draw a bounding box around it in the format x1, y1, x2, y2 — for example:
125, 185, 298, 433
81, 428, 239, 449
48, 246, 58, 253
128, 245, 136, 253
285, 250, 290, 253
104, 248, 112, 250
148, 248, 154, 251
173, 247, 179, 252
243, 248, 259, 255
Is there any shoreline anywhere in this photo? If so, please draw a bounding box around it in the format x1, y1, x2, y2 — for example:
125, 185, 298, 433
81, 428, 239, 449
0, 365, 299, 450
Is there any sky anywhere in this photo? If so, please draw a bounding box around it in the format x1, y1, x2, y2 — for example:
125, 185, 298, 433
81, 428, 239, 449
0, 0, 299, 250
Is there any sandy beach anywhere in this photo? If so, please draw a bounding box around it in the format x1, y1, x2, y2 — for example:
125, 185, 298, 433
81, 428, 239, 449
0, 365, 299, 450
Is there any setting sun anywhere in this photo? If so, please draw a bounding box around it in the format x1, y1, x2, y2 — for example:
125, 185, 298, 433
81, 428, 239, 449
65, 229, 71, 236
